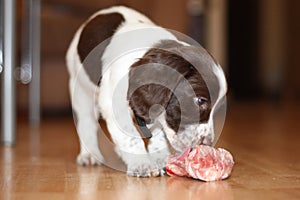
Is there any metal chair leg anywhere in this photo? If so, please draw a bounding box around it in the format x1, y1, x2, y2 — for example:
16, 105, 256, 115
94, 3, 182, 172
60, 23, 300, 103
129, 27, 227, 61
1, 0, 16, 146
21, 0, 41, 125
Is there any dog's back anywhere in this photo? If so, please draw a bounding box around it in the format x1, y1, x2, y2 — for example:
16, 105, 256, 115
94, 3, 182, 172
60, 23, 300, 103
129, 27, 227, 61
65, 6, 177, 168
66, 6, 154, 81
65, 6, 227, 177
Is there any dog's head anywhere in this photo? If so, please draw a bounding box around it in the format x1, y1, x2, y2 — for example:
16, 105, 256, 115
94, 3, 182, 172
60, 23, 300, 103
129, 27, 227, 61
127, 40, 227, 152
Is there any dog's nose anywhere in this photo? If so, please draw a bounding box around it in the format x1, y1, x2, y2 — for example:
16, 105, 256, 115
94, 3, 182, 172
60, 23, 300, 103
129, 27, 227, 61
202, 135, 213, 146
196, 124, 213, 146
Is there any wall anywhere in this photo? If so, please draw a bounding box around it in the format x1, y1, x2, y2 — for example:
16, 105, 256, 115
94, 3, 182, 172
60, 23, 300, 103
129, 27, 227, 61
14, 0, 300, 115
17, 0, 191, 113
259, 0, 286, 97
286, 0, 300, 99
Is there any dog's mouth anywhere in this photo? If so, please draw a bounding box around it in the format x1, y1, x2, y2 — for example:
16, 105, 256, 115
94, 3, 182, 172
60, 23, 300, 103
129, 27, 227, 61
197, 135, 213, 146
169, 124, 213, 152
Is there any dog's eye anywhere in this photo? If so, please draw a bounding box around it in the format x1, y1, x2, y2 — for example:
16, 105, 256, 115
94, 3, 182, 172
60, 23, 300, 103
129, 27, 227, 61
194, 97, 208, 109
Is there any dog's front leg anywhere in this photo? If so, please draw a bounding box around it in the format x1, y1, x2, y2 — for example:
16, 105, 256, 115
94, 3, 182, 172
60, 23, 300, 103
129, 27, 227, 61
105, 118, 161, 177
70, 78, 104, 166
147, 127, 171, 176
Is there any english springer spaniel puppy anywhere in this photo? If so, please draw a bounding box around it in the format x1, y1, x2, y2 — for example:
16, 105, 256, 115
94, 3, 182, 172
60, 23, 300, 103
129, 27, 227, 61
66, 6, 227, 177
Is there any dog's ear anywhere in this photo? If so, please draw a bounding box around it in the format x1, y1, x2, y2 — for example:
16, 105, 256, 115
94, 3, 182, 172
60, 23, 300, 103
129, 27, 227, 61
127, 48, 193, 123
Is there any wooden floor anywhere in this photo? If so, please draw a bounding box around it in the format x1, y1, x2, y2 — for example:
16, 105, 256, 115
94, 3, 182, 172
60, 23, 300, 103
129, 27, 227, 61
1, 102, 300, 200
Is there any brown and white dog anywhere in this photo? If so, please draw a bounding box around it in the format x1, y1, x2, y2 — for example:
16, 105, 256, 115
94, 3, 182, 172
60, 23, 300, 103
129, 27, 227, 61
66, 6, 227, 177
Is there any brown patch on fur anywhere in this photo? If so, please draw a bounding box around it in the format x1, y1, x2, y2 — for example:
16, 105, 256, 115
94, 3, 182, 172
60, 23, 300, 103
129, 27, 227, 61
99, 119, 113, 144
77, 13, 124, 85
127, 41, 218, 133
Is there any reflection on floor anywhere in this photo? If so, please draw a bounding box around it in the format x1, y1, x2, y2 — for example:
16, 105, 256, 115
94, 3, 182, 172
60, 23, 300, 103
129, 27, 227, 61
1, 102, 300, 199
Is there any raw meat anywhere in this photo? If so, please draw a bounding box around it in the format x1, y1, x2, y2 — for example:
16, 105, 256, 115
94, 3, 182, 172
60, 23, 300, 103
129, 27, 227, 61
166, 145, 234, 181
165, 147, 191, 177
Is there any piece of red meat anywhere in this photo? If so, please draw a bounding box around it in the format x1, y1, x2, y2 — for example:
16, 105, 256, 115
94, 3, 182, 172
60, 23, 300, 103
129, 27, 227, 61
166, 147, 191, 177
166, 145, 234, 181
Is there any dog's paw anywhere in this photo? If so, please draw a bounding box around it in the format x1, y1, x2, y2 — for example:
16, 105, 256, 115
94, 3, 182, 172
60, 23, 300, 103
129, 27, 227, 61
76, 153, 103, 166
126, 163, 165, 177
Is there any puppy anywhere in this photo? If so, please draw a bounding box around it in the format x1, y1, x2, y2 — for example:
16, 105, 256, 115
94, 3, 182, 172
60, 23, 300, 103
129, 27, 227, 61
66, 6, 227, 177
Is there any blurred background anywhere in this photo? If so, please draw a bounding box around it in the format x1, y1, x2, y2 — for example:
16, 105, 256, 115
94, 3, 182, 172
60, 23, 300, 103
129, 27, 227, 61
1, 1, 299, 197
1, 0, 300, 122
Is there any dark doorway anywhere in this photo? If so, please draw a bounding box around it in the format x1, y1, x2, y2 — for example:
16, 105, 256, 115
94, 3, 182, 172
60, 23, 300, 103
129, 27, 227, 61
227, 0, 261, 99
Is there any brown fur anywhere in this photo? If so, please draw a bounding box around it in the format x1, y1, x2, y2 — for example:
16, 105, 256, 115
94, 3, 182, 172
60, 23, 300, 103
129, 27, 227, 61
127, 41, 216, 133
78, 13, 125, 85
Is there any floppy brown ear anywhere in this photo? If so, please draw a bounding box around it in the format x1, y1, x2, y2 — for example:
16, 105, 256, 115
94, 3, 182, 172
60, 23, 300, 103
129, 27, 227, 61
128, 83, 172, 123
127, 48, 193, 123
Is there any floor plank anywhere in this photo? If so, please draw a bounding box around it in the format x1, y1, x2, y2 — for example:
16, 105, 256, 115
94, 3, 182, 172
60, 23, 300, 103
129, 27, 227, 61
1, 102, 300, 199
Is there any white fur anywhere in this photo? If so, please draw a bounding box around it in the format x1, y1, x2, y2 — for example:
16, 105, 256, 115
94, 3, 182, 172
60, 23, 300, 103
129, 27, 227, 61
98, 21, 179, 176
66, 6, 227, 176
66, 6, 179, 175
66, 18, 104, 165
